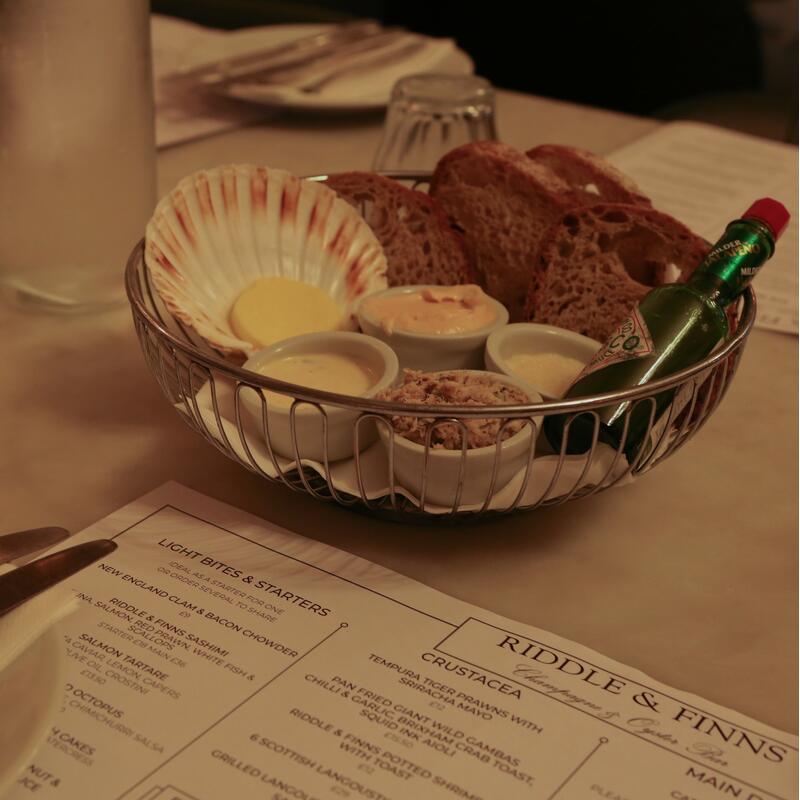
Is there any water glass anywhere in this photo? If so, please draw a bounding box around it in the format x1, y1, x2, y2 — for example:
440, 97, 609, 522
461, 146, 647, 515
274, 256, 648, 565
0, 0, 156, 313
372, 73, 497, 173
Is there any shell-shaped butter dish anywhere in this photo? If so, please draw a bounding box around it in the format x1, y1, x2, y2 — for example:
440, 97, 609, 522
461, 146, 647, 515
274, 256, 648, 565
145, 164, 388, 358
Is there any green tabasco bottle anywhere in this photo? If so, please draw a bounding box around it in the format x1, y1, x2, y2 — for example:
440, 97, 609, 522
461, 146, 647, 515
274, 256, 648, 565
544, 198, 790, 458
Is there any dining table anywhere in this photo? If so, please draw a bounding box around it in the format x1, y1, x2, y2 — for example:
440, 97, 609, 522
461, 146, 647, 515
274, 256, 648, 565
1, 86, 796, 742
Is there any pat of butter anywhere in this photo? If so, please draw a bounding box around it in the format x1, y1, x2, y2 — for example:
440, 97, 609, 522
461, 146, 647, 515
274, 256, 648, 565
230, 277, 345, 348
505, 352, 586, 398
255, 352, 378, 407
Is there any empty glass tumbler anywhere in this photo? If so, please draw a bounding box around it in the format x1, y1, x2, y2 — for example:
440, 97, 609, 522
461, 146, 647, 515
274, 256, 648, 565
0, 0, 156, 312
372, 73, 497, 173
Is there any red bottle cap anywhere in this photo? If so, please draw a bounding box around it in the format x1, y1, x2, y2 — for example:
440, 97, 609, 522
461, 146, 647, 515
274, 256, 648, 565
742, 198, 791, 240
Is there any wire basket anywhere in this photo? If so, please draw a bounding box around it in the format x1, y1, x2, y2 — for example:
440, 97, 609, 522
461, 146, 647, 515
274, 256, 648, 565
125, 173, 756, 522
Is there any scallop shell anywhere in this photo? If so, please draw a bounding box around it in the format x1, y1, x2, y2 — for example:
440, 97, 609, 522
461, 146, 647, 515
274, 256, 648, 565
145, 164, 388, 358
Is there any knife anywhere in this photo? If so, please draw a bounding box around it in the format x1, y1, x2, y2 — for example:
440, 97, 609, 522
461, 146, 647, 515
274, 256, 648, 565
0, 527, 71, 565
0, 539, 117, 618
165, 20, 385, 89
292, 38, 428, 94
232, 31, 420, 91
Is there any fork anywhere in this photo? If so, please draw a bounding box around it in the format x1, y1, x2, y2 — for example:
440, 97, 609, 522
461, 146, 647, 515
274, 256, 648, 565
283, 39, 427, 94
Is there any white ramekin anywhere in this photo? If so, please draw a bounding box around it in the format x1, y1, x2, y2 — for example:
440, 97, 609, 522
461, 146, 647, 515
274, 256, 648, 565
485, 323, 601, 399
357, 285, 509, 371
241, 331, 399, 462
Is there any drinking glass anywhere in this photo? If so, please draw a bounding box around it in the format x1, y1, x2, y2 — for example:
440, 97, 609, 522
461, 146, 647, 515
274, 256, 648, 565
372, 73, 497, 173
0, 0, 156, 313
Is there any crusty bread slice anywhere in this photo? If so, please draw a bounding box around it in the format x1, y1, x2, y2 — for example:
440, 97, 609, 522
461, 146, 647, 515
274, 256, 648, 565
324, 171, 477, 287
526, 144, 652, 207
429, 141, 577, 321
525, 204, 709, 341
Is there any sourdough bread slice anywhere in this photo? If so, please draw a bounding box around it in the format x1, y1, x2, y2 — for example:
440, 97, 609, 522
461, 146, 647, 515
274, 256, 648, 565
429, 141, 577, 321
324, 171, 476, 287
525, 204, 709, 341
526, 144, 651, 207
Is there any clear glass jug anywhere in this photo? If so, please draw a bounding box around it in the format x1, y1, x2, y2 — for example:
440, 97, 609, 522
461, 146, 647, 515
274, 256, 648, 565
0, 0, 156, 312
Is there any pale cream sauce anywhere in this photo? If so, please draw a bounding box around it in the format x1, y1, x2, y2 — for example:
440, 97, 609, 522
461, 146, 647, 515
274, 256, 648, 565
255, 352, 378, 407
363, 285, 496, 335
505, 352, 586, 398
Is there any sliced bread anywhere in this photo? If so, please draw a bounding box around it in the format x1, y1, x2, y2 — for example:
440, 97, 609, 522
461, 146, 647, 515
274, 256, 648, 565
526, 144, 651, 207
324, 171, 477, 287
525, 204, 709, 341
429, 141, 577, 321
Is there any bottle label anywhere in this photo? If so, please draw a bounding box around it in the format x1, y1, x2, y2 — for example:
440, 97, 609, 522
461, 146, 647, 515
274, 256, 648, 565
578, 306, 655, 380
695, 221, 772, 295
705, 237, 762, 271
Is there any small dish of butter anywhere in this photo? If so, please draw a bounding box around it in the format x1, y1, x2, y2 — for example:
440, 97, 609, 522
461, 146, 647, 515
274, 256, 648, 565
229, 276, 348, 350
241, 331, 399, 462
484, 323, 601, 400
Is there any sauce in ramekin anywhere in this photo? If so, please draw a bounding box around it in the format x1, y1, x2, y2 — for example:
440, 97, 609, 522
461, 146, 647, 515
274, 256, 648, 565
362, 285, 497, 335
255, 352, 378, 407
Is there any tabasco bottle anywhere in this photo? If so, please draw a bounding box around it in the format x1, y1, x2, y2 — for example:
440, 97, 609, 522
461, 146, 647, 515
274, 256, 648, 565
544, 198, 790, 457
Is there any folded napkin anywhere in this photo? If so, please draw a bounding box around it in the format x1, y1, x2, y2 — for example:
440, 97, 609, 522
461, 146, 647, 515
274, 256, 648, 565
0, 562, 77, 673
152, 14, 271, 148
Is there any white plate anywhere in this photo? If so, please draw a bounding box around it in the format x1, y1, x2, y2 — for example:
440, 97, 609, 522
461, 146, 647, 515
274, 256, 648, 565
190, 24, 474, 112
0, 630, 64, 796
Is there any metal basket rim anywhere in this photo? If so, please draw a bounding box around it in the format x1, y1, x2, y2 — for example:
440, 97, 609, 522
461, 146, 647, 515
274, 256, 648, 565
126, 170, 757, 418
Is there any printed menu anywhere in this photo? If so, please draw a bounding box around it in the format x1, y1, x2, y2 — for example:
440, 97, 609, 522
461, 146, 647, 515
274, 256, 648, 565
6, 483, 796, 800
609, 120, 799, 336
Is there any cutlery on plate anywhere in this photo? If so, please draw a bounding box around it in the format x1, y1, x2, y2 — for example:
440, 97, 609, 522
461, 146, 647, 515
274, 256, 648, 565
224, 35, 428, 96
0, 539, 117, 618
165, 20, 386, 89
0, 527, 70, 565
228, 29, 411, 82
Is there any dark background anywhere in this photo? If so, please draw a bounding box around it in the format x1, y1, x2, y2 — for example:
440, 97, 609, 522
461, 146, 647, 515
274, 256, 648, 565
153, 0, 798, 141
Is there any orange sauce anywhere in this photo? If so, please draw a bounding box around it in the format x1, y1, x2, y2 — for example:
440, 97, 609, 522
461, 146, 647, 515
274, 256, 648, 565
363, 285, 496, 335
